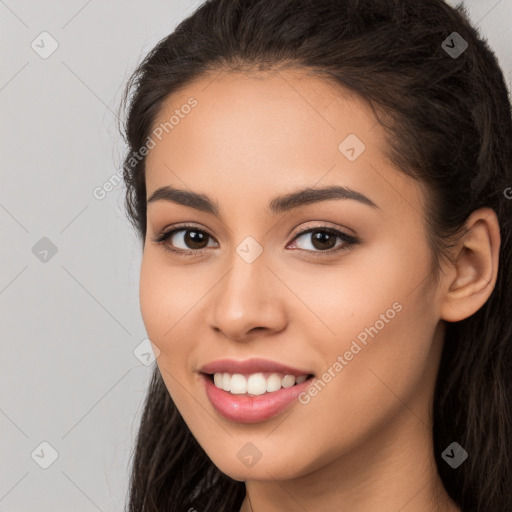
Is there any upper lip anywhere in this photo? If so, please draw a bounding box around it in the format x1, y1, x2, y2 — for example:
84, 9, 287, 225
199, 358, 314, 377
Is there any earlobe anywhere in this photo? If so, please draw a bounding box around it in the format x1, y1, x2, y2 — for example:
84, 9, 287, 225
440, 207, 500, 323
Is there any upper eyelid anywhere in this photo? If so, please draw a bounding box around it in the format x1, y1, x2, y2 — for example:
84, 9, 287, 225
162, 223, 218, 241
160, 222, 350, 237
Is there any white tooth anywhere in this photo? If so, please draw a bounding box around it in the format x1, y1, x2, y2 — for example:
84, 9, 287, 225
215, 372, 308, 395
247, 373, 267, 395
222, 372, 231, 392
213, 373, 223, 388
230, 374, 247, 394
266, 373, 282, 392
282, 375, 296, 388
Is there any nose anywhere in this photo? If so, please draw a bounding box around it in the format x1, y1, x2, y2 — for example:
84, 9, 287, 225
206, 248, 288, 342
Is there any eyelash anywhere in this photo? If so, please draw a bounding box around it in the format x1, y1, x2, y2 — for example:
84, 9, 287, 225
151, 223, 360, 258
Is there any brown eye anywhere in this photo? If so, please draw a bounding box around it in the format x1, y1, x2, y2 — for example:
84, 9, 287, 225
152, 226, 218, 253
177, 229, 210, 250
308, 230, 337, 250
290, 227, 358, 254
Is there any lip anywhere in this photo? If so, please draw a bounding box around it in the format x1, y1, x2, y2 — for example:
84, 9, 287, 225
199, 357, 313, 377
201, 372, 315, 423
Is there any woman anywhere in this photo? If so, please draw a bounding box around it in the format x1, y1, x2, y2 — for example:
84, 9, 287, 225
119, 0, 512, 510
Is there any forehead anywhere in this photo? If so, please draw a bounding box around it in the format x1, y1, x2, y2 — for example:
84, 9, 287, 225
144, 68, 425, 220
150, 67, 376, 145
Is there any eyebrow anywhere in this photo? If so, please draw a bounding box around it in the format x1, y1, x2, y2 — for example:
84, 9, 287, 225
147, 184, 379, 216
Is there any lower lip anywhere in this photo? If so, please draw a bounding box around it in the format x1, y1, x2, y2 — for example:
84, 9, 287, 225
201, 373, 314, 424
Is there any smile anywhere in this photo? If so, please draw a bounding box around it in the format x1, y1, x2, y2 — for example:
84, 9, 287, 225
211, 371, 310, 395
201, 372, 315, 423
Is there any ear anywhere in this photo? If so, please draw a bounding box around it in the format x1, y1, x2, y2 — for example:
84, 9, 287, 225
440, 207, 500, 322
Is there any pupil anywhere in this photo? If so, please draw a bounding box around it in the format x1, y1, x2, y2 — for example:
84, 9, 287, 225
312, 231, 335, 250
185, 230, 207, 249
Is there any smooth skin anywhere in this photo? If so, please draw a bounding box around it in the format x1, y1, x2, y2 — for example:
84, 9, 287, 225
139, 68, 500, 512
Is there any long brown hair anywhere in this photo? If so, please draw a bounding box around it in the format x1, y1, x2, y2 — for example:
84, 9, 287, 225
119, 1, 512, 510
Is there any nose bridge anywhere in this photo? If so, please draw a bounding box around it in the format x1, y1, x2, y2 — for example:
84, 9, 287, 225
207, 235, 286, 339
218, 238, 269, 314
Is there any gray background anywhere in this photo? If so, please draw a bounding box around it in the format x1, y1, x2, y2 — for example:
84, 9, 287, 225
0, 1, 511, 510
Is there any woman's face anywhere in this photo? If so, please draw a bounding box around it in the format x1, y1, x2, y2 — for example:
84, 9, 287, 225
140, 69, 446, 481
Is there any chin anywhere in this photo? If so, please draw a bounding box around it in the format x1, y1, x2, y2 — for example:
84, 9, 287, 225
208, 450, 313, 482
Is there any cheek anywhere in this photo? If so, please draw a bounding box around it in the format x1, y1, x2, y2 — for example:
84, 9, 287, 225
138, 263, 218, 448
139, 253, 195, 379
287, 238, 426, 347
139, 250, 204, 341
296, 237, 436, 412
138, 250, 218, 392
139, 254, 168, 342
